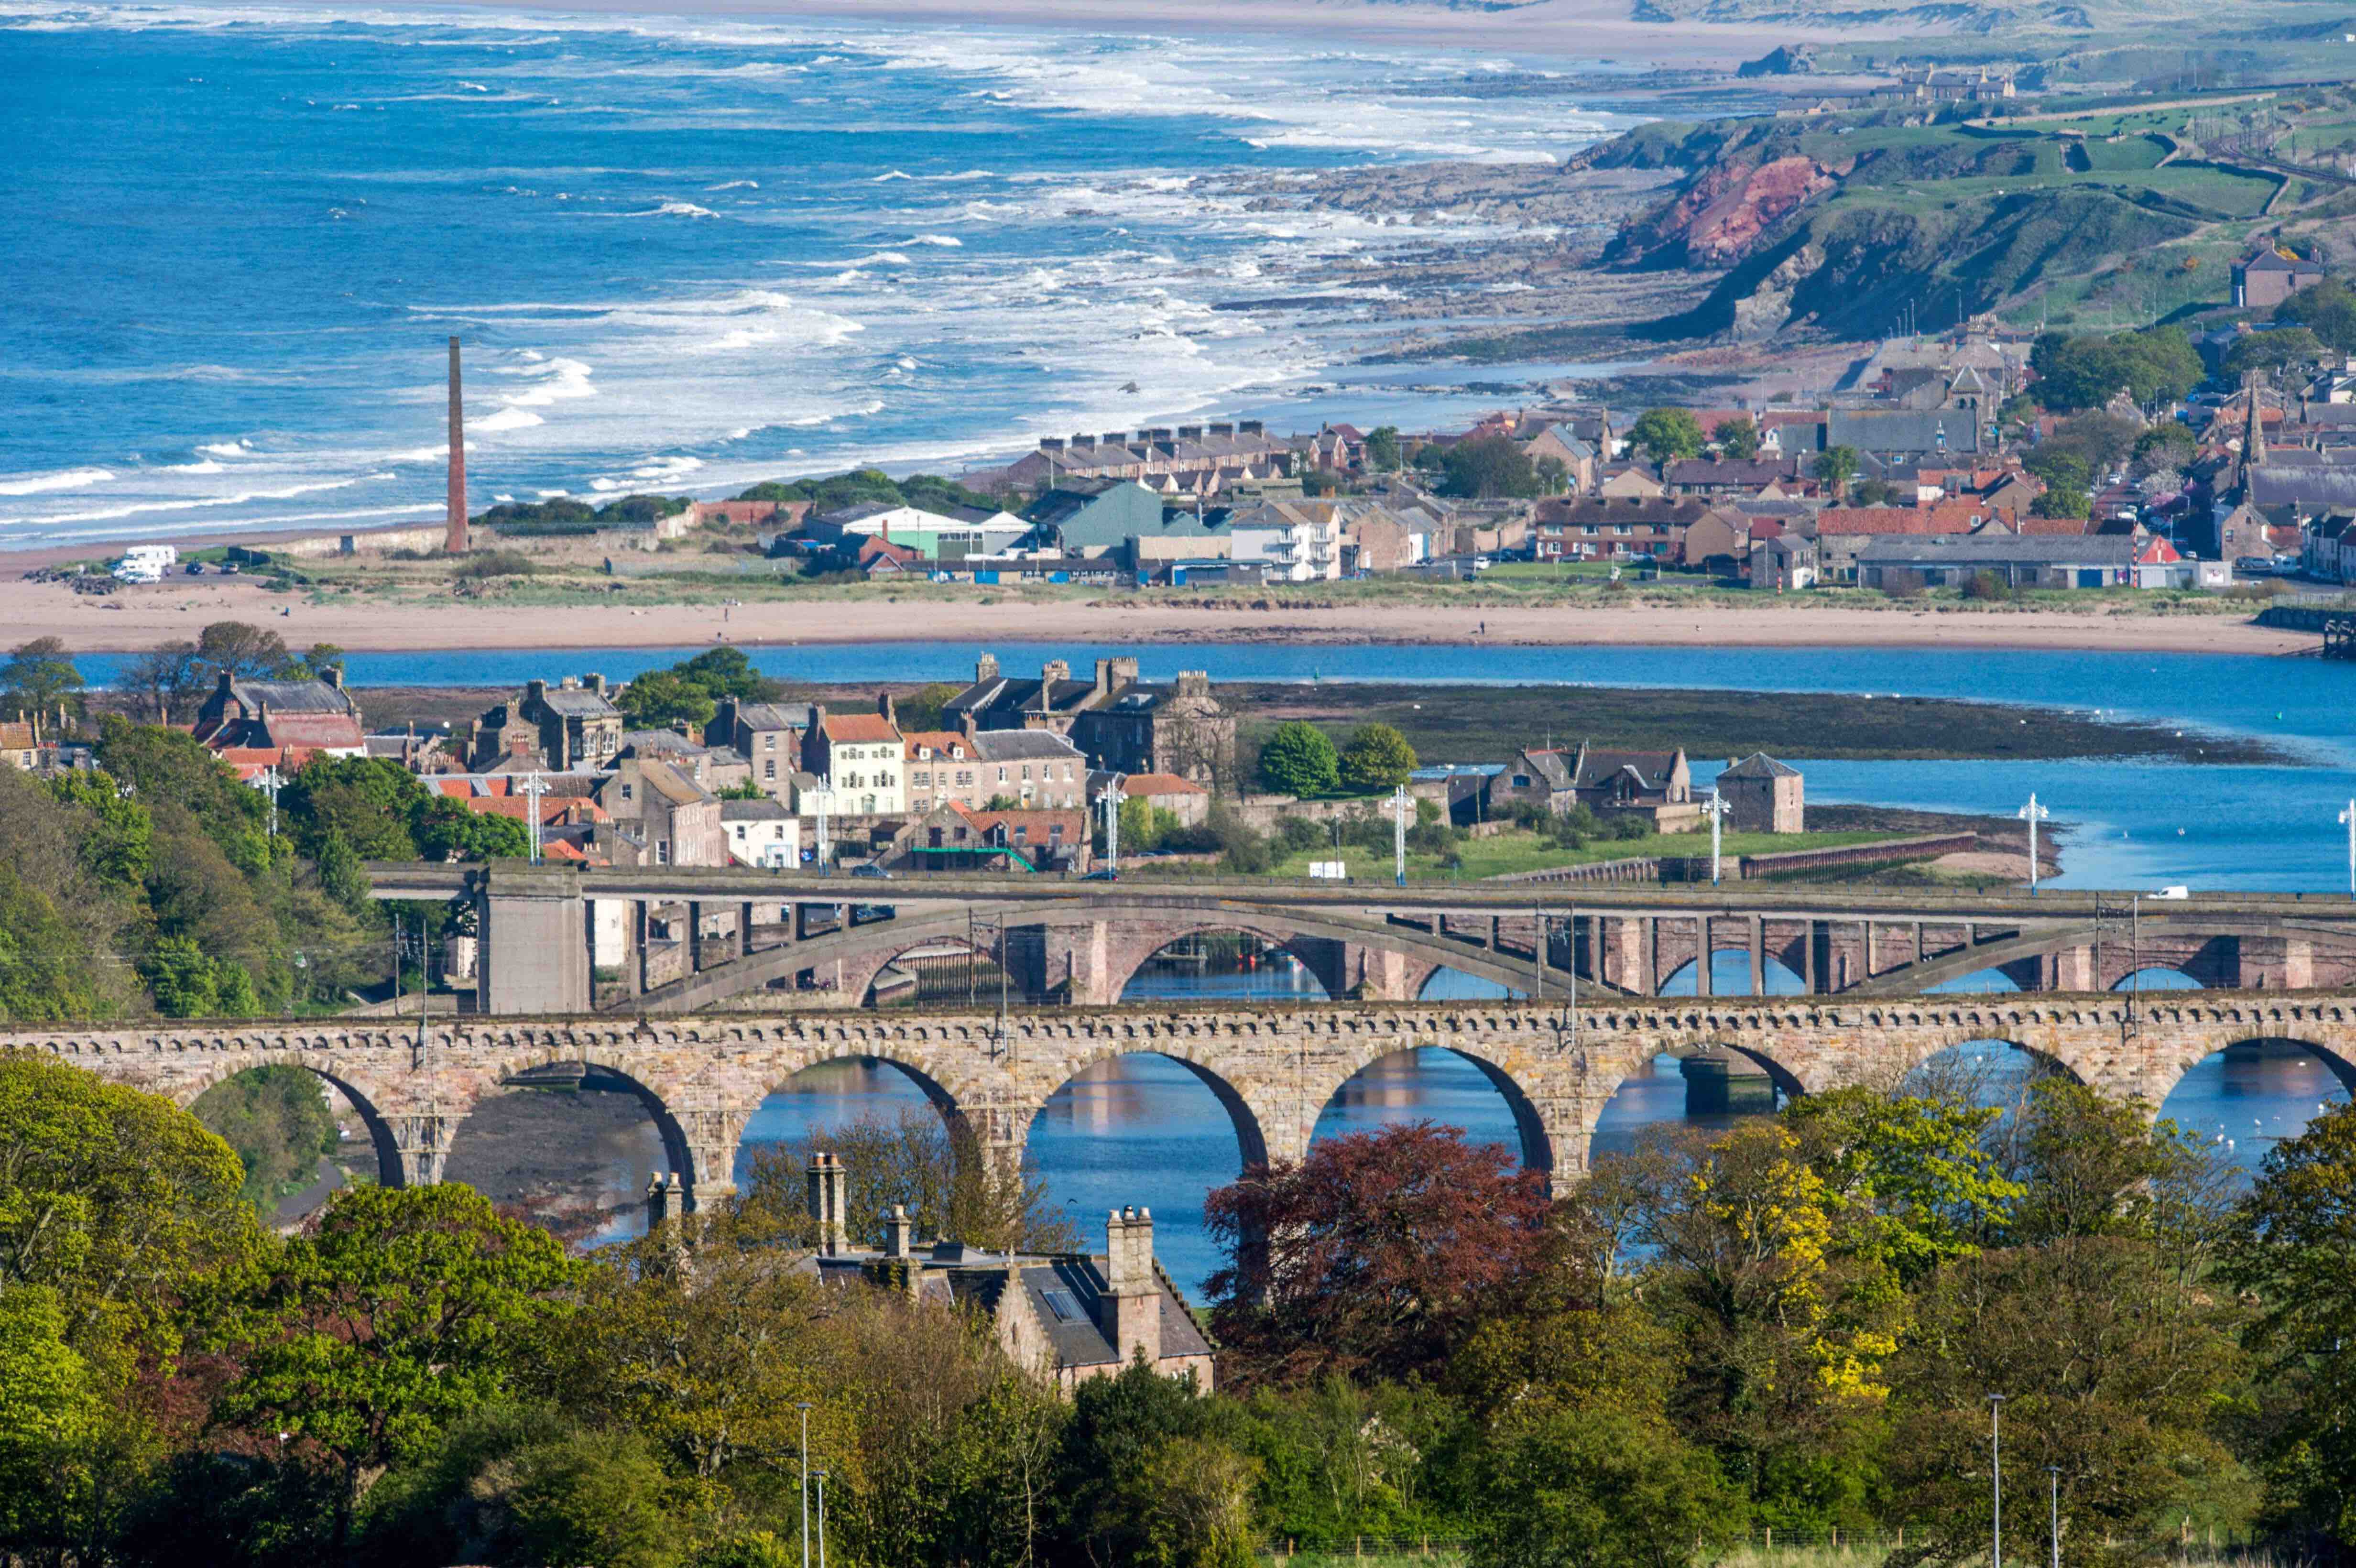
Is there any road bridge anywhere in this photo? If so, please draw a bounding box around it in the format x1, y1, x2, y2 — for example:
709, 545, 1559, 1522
374, 863, 2356, 1017
28, 991, 2356, 1207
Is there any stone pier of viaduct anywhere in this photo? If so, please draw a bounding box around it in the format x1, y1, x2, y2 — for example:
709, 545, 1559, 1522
23, 992, 2356, 1208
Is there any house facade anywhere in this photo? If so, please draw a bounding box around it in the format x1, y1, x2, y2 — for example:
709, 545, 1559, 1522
191, 670, 367, 757
1718, 753, 1804, 833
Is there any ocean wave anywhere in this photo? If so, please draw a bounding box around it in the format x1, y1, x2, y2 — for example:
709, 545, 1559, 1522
0, 465, 114, 496
3, 474, 379, 529
865, 252, 912, 266
625, 199, 718, 219
197, 439, 253, 457
907, 234, 962, 247
164, 458, 225, 474
706, 179, 759, 190
872, 170, 914, 182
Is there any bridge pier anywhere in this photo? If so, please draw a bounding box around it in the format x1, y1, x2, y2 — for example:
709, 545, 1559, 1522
474, 862, 592, 1016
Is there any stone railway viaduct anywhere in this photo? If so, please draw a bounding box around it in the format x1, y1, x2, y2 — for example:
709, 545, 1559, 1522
23, 991, 2356, 1210
383, 863, 2356, 1017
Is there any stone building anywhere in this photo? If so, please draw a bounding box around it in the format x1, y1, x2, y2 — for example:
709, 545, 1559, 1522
597, 756, 723, 867
1489, 742, 1696, 830
774, 1157, 1213, 1394
706, 696, 812, 802
191, 669, 367, 757
944, 655, 1235, 789
806, 698, 906, 817
471, 675, 623, 771
1718, 752, 1804, 834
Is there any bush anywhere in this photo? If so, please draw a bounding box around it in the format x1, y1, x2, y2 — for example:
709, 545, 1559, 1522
454, 551, 536, 580
1258, 723, 1340, 797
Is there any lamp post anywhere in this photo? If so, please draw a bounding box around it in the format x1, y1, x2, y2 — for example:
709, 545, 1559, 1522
813, 1468, 830, 1568
1702, 787, 1731, 886
796, 1401, 814, 1568
2340, 799, 2355, 896
259, 764, 283, 839
523, 769, 547, 864
2018, 795, 2049, 895
2046, 1465, 2061, 1568
1989, 1394, 2006, 1568
806, 789, 834, 872
1095, 773, 1123, 873
1389, 784, 1410, 887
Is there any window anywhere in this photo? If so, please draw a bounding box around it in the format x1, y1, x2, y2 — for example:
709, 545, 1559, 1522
764, 760, 776, 780
1041, 1288, 1080, 1323
763, 734, 776, 750
997, 767, 1008, 783
655, 838, 669, 864
1014, 825, 1028, 843
621, 783, 634, 801
956, 770, 972, 785
1512, 774, 1530, 787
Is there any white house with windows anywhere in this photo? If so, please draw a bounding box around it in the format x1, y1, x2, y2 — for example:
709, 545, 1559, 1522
1229, 501, 1342, 582
812, 710, 905, 817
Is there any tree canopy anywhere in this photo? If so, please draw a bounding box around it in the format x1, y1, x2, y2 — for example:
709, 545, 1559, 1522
1630, 408, 1706, 464
1438, 436, 1541, 500
1256, 721, 1340, 797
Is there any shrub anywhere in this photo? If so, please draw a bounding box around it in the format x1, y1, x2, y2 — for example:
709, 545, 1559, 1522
455, 551, 536, 580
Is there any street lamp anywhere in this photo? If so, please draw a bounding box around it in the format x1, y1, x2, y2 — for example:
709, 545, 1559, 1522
1095, 773, 1124, 873
2340, 799, 2355, 896
2046, 1464, 2061, 1568
1389, 784, 1411, 887
1702, 787, 1731, 886
1989, 1394, 2006, 1568
813, 1468, 830, 1568
805, 789, 834, 872
796, 1401, 814, 1568
2017, 795, 2049, 896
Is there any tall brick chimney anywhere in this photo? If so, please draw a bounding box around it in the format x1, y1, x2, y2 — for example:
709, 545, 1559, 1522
445, 336, 469, 555
807, 1151, 849, 1256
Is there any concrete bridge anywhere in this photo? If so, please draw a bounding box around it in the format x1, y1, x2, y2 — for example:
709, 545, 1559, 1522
26, 991, 2356, 1208
381, 863, 2356, 1017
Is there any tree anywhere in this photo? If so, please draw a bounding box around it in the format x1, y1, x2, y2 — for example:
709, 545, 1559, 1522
290, 642, 346, 682
740, 1108, 1078, 1255
2221, 1100, 2356, 1548
618, 669, 719, 731
195, 621, 294, 680
1, 636, 82, 717
1439, 436, 1540, 500
2029, 483, 2090, 521
116, 641, 208, 723
1630, 408, 1705, 465
1364, 426, 1402, 472
1336, 724, 1417, 796
675, 646, 778, 703
1812, 446, 1859, 500
2132, 419, 2197, 479
1054, 1361, 1228, 1568
1784, 1087, 2021, 1284
190, 1066, 339, 1213
1712, 417, 1761, 459
2224, 326, 2323, 381
1256, 722, 1339, 798
1533, 456, 1571, 495
0, 1054, 259, 1360
219, 1183, 577, 1552
2276, 276, 2356, 354
896, 681, 957, 733
411, 795, 530, 862
1470, 1407, 1738, 1568
279, 756, 424, 861
1203, 1122, 1557, 1387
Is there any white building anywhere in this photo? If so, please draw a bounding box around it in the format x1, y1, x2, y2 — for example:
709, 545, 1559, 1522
721, 798, 803, 869
814, 711, 905, 817
1229, 501, 1342, 582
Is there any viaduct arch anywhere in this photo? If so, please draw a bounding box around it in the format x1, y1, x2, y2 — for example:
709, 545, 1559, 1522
24, 992, 2356, 1209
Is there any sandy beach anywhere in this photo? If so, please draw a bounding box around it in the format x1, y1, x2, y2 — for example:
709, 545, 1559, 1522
9, 573, 2314, 657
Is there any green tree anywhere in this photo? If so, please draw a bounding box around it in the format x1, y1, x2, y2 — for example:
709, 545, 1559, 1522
279, 756, 424, 861
618, 669, 720, 731
190, 1066, 338, 1213
2275, 275, 2356, 353
1439, 436, 1540, 500
1256, 722, 1340, 797
1533, 456, 1571, 495
1364, 426, 1402, 472
675, 646, 779, 703
116, 641, 208, 724
1812, 446, 1860, 500
1470, 1406, 1738, 1568
1786, 1087, 2021, 1284
195, 621, 294, 680
2224, 327, 2324, 381
1337, 724, 1417, 796
2029, 482, 2090, 520
45, 771, 153, 890
411, 795, 530, 863
2221, 1100, 2356, 1547
895, 681, 958, 733
1712, 417, 1761, 459
2132, 419, 2197, 478
0, 636, 83, 716
219, 1183, 578, 1552
1630, 408, 1706, 464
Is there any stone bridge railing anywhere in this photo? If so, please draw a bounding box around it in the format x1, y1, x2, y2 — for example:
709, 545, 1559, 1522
21, 991, 2356, 1207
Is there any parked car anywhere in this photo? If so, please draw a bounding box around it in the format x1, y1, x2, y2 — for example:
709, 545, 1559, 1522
1078, 868, 1120, 882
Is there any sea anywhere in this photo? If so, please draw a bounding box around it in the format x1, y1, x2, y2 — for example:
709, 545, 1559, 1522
0, 0, 1690, 549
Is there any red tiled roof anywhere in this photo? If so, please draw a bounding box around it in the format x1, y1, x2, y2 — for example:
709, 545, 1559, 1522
1817, 501, 1989, 535
1121, 773, 1207, 796
902, 730, 973, 759
824, 713, 903, 744
2013, 516, 2090, 535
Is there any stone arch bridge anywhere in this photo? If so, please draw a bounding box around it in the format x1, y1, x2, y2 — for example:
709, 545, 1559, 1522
24, 991, 2356, 1208
375, 863, 2356, 1017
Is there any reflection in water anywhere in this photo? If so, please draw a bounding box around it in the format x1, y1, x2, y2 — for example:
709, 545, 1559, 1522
2162, 1040, 2353, 1179
1657, 953, 1808, 997
2112, 968, 2204, 991
1419, 967, 1516, 1001
1121, 937, 1328, 1003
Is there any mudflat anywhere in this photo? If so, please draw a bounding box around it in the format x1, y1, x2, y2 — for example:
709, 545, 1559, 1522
6, 573, 2312, 656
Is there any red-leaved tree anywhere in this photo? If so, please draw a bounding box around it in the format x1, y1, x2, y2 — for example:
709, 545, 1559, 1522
1202, 1121, 1557, 1389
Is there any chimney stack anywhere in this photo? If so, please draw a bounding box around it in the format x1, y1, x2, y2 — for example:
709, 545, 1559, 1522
884, 1203, 914, 1258
976, 653, 1000, 684
1104, 1206, 1162, 1366
645, 1171, 679, 1230
878, 689, 898, 728
807, 1151, 849, 1256
446, 336, 469, 555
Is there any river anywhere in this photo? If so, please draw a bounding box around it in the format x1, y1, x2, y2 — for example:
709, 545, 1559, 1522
508, 639, 2356, 1284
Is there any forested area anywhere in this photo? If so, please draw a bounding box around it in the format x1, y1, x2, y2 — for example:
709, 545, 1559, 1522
3, 1048, 2351, 1568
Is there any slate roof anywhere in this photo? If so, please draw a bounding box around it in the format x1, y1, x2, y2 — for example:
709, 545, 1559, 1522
537, 687, 619, 718
2248, 467, 2356, 512
618, 729, 708, 756
729, 701, 809, 730
720, 797, 790, 822
225, 677, 357, 715
1510, 749, 1577, 789
1721, 752, 1800, 779
972, 729, 1085, 762
1826, 408, 1984, 456
1010, 1258, 1214, 1371
1572, 747, 1682, 791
